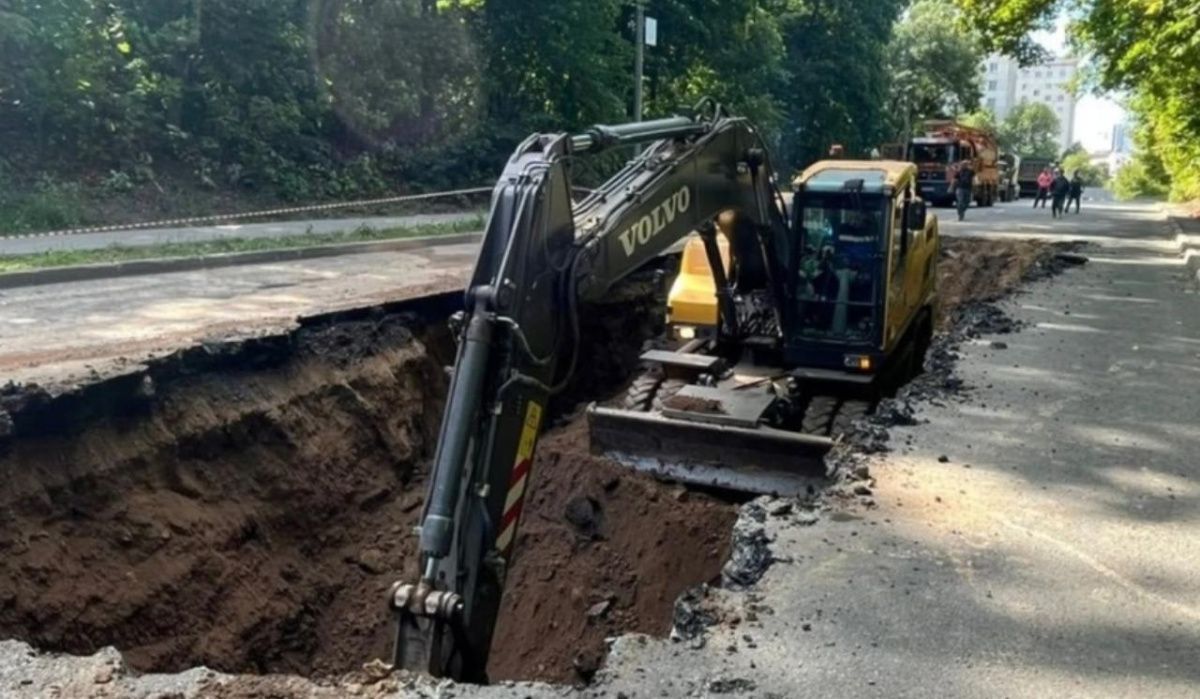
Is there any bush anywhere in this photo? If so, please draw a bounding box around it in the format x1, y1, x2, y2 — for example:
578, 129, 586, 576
0, 175, 88, 234
1112, 157, 1169, 201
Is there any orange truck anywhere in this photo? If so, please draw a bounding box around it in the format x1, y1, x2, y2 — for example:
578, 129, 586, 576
903, 120, 999, 207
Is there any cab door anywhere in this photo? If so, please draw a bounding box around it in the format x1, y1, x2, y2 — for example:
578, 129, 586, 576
884, 195, 909, 352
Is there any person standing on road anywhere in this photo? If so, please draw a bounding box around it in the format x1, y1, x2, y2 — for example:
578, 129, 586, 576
953, 160, 975, 222
1034, 168, 1052, 208
1068, 171, 1084, 213
1050, 169, 1070, 219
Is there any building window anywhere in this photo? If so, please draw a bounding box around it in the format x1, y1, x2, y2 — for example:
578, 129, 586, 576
988, 80, 997, 90
987, 97, 996, 110
1033, 88, 1040, 96
989, 62, 998, 72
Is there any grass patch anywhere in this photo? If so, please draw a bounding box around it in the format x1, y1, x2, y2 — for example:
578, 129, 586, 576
0, 216, 485, 274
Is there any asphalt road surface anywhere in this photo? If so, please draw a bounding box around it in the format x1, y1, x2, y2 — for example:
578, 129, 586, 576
1, 199, 1198, 699
586, 199, 1200, 698
0, 241, 477, 388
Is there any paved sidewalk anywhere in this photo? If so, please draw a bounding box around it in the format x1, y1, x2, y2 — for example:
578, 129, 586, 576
0, 241, 479, 388
0, 211, 481, 255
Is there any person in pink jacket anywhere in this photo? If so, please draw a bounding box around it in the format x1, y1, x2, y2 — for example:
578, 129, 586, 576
1033, 168, 1052, 208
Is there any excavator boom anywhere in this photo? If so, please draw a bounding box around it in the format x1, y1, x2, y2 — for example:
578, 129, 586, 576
389, 103, 792, 680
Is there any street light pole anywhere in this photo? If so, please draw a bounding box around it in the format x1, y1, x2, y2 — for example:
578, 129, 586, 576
634, 0, 645, 121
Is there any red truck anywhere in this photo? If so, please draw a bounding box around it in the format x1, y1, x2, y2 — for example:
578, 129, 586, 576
904, 120, 1000, 207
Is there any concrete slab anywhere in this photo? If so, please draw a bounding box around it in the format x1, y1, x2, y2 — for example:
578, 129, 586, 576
0, 242, 478, 388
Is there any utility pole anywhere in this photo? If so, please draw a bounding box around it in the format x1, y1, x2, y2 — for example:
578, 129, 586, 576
634, 0, 645, 121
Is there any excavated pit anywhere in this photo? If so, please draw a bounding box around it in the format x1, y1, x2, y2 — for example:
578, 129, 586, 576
0, 237, 1076, 690
0, 282, 737, 686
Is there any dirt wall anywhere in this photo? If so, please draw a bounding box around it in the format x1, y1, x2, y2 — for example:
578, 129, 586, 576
0, 286, 734, 685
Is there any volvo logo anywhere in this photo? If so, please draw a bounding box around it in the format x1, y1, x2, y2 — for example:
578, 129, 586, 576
617, 186, 691, 257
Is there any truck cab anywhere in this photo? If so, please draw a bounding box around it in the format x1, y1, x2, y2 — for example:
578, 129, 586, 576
904, 121, 999, 208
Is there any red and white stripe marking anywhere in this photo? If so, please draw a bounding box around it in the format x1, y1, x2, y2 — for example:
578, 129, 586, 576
496, 456, 532, 556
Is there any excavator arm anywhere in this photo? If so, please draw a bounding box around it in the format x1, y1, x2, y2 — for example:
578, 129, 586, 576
389, 103, 788, 681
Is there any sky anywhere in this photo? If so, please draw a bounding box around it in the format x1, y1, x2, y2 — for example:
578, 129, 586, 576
1032, 18, 1126, 152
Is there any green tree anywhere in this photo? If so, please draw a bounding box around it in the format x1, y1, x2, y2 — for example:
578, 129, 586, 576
466, 0, 629, 133
0, 0, 913, 222
643, 0, 787, 136
775, 0, 906, 167
1060, 141, 1085, 160
959, 108, 998, 134
886, 0, 983, 140
1061, 151, 1104, 186
998, 101, 1060, 159
953, 0, 1200, 201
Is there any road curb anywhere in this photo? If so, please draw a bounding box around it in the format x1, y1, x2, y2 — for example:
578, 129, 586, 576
0, 233, 482, 290
1167, 216, 1200, 285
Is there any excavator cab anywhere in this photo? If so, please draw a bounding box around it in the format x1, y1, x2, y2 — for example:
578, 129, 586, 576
781, 161, 936, 384
789, 171, 888, 363
592, 159, 937, 494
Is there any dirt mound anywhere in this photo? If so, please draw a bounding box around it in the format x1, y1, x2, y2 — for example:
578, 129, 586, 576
490, 422, 735, 683
0, 288, 732, 685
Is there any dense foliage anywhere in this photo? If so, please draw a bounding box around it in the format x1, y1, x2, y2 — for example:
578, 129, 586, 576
997, 101, 1060, 159
957, 102, 1059, 161
886, 0, 982, 140
0, 0, 930, 216
955, 0, 1200, 201
1060, 148, 1107, 186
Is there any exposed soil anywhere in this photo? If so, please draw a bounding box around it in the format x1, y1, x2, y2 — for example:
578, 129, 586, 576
0, 312, 448, 678
0, 236, 1081, 694
937, 237, 1055, 328
490, 422, 735, 683
0, 277, 734, 687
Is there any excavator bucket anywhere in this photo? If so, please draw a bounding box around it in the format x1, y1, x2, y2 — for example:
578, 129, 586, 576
587, 385, 834, 496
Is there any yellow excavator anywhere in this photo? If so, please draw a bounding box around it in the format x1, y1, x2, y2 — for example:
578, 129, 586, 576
590, 158, 939, 492
389, 102, 938, 681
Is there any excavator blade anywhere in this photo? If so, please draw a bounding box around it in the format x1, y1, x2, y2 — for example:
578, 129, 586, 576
587, 404, 833, 496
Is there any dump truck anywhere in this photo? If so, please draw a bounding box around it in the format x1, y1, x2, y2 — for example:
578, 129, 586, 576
389, 102, 939, 681
998, 153, 1020, 202
905, 120, 999, 207
1018, 157, 1053, 197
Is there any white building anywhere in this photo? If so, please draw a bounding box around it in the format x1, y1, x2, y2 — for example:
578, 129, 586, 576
1111, 121, 1131, 154
980, 54, 1079, 152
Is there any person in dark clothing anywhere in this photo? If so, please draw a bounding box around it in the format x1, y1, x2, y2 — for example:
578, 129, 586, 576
1068, 171, 1084, 213
953, 161, 975, 221
1050, 169, 1070, 218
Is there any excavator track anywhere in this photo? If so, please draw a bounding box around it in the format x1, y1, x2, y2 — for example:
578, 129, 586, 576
800, 394, 874, 438
591, 367, 881, 496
